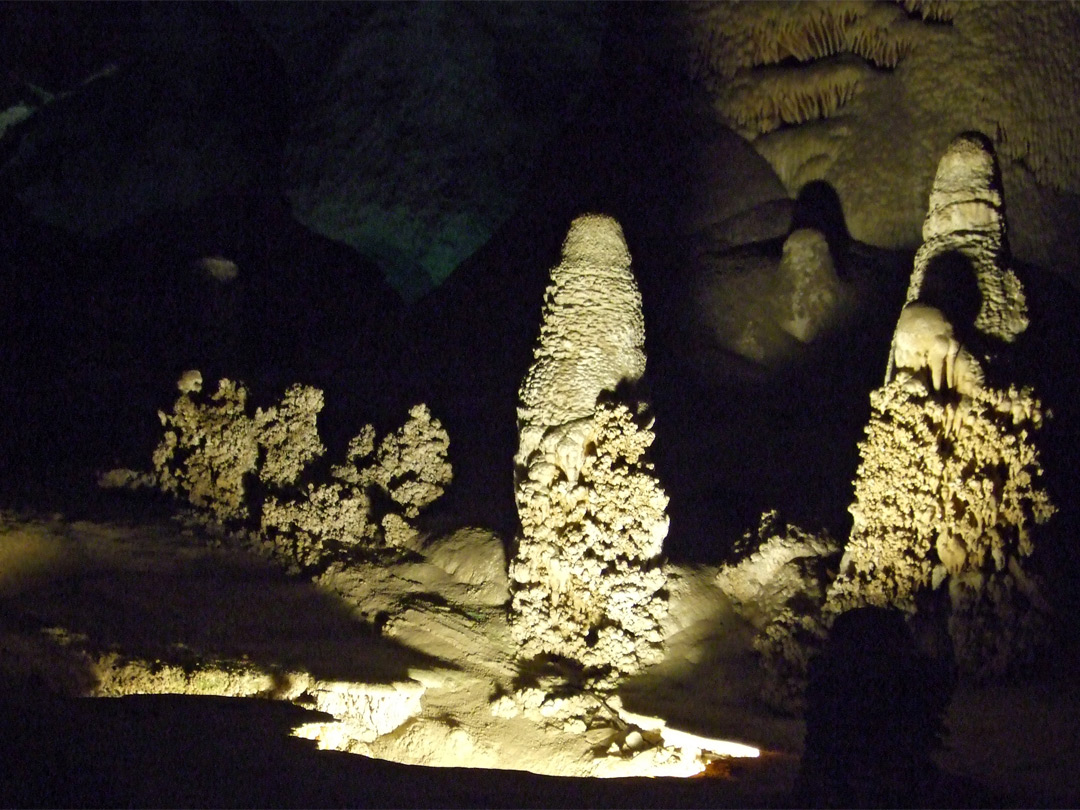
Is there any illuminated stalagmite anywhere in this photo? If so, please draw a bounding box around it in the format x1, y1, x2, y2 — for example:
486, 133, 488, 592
509, 214, 669, 689
829, 135, 1055, 678
892, 132, 1028, 367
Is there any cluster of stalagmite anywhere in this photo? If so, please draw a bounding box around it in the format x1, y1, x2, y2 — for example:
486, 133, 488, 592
743, 133, 1056, 709
150, 373, 325, 524
830, 134, 1054, 678
509, 215, 668, 689
143, 373, 451, 570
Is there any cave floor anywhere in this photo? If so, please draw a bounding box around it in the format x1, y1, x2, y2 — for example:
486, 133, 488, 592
0, 508, 1072, 808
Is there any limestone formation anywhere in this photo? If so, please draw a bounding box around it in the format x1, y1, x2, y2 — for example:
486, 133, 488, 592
688, 226, 851, 367
510, 215, 668, 689
151, 376, 265, 524
821, 135, 1054, 681
253, 384, 328, 489
716, 511, 840, 712
901, 133, 1028, 347
884, 134, 1026, 389
773, 227, 851, 344
829, 376, 1055, 677
671, 3, 1080, 273
151, 375, 327, 525
891, 303, 984, 398
515, 214, 646, 483
262, 404, 452, 565
423, 527, 509, 607
716, 510, 839, 631
146, 372, 451, 570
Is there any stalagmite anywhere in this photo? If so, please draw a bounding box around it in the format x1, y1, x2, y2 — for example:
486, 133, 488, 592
509, 214, 668, 689
892, 132, 1028, 381
832, 134, 1053, 679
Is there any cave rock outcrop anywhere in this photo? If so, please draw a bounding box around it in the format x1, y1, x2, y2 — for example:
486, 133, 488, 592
903, 133, 1028, 345
277, 3, 605, 300
686, 226, 852, 368
668, 1, 1080, 275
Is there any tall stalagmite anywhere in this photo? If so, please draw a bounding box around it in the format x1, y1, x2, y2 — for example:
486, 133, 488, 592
509, 215, 668, 689
831, 134, 1054, 678
888, 132, 1028, 383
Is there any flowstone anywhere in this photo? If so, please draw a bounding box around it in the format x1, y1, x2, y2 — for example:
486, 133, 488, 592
510, 215, 669, 690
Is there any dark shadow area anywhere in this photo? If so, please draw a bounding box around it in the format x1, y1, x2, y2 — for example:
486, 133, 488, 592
1008, 264, 1080, 640
0, 531, 453, 686
795, 607, 954, 809
0, 187, 406, 522
917, 249, 983, 348
647, 237, 910, 561
790, 181, 852, 280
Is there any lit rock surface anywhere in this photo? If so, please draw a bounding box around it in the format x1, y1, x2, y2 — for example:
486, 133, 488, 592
904, 133, 1028, 345
828, 134, 1053, 680
137, 376, 450, 569
716, 511, 839, 713
891, 303, 984, 398
716, 511, 839, 631
510, 215, 668, 688
830, 377, 1055, 677
422, 527, 509, 607
687, 226, 851, 367
670, 1, 1080, 274
514, 215, 646, 479
774, 227, 851, 344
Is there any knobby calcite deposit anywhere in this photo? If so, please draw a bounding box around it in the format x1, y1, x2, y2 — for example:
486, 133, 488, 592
143, 373, 451, 571
510, 215, 668, 689
831, 134, 1054, 679
831, 377, 1054, 676
747, 133, 1056, 708
514, 214, 646, 482
893, 133, 1028, 368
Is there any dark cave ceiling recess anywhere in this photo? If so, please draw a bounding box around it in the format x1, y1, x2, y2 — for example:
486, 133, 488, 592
0, 2, 609, 302
4, 2, 1080, 299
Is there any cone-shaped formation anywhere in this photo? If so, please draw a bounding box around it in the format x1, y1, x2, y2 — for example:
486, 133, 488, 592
834, 135, 1054, 680
515, 214, 646, 483
774, 227, 850, 344
510, 215, 668, 689
829, 378, 1054, 677
904, 132, 1028, 347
